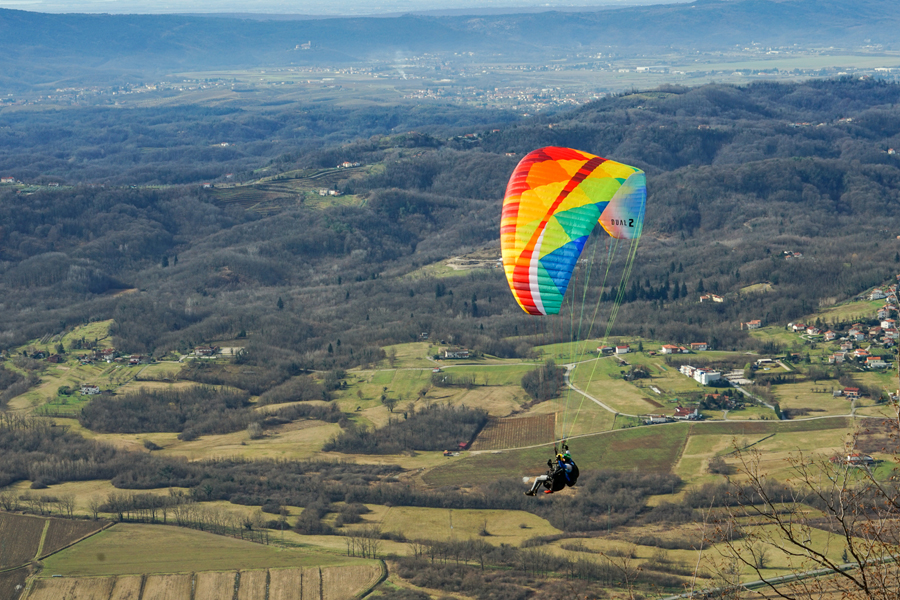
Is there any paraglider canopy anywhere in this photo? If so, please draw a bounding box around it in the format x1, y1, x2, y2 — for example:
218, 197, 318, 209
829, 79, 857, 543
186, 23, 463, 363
501, 147, 646, 316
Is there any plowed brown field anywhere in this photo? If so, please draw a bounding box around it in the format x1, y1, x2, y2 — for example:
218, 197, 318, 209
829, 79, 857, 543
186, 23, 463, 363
0, 513, 45, 569
0, 568, 28, 600
471, 414, 555, 450
40, 519, 107, 558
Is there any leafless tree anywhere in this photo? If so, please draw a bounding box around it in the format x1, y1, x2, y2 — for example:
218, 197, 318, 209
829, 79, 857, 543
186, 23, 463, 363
347, 524, 383, 559
58, 493, 76, 518
711, 406, 900, 600
87, 495, 102, 520
0, 489, 18, 512
603, 544, 641, 598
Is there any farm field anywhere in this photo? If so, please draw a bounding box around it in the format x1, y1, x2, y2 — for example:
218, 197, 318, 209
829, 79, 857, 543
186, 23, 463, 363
41, 524, 360, 577
549, 393, 618, 438
569, 358, 670, 416
26, 576, 116, 600
0, 480, 191, 518
194, 571, 237, 600
425, 423, 691, 486
40, 518, 108, 557
41, 415, 343, 461
237, 571, 267, 600
108, 575, 144, 600
377, 506, 560, 544
0, 513, 46, 569
428, 416, 859, 489
772, 380, 853, 418
0, 569, 29, 600
471, 414, 555, 450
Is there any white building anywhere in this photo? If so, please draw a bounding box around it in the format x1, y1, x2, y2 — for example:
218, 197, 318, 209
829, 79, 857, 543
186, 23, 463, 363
693, 369, 722, 385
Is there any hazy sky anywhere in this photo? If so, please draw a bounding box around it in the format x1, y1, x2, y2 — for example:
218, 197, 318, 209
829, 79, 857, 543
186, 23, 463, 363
0, 0, 682, 16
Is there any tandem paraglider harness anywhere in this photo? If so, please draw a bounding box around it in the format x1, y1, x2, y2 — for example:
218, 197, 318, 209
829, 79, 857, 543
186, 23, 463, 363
545, 444, 579, 493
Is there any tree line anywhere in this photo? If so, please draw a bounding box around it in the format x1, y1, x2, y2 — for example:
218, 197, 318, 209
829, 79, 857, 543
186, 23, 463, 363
322, 404, 488, 454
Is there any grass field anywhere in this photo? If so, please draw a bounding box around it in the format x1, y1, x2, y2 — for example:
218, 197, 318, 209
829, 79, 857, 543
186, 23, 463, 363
741, 282, 774, 294
569, 358, 680, 416
377, 506, 560, 544
40, 519, 107, 558
749, 327, 808, 351
809, 298, 884, 324
427, 416, 859, 489
772, 380, 853, 417
13, 320, 114, 357
426, 423, 691, 486
335, 363, 530, 427
41, 524, 358, 576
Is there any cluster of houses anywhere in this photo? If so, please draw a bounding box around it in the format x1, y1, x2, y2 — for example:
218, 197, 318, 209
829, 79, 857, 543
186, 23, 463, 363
788, 290, 898, 367
699, 294, 724, 303
679, 364, 722, 385
35, 347, 157, 366
317, 189, 342, 196
660, 342, 708, 354
595, 342, 709, 356
644, 405, 701, 424
337, 161, 361, 168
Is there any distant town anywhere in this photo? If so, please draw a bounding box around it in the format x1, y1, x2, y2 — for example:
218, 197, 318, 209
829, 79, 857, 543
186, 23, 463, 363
4, 45, 900, 113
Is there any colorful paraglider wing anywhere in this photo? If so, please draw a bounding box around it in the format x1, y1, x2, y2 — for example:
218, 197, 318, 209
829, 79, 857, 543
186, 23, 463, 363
501, 147, 646, 316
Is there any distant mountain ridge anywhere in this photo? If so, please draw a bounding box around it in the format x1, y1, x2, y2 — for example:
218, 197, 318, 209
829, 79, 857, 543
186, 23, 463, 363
1, 0, 899, 87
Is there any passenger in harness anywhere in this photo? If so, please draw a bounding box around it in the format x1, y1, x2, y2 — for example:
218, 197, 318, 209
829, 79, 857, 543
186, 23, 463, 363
524, 445, 579, 496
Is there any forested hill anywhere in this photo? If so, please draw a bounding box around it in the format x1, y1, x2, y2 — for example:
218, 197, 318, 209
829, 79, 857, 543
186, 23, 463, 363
2, 79, 900, 389
2, 0, 900, 86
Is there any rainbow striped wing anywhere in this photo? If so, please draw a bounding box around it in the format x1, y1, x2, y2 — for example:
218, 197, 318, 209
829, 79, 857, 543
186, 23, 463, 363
501, 147, 646, 316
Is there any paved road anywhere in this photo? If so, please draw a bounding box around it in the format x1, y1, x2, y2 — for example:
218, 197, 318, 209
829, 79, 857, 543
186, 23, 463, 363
732, 384, 781, 416
562, 363, 639, 418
